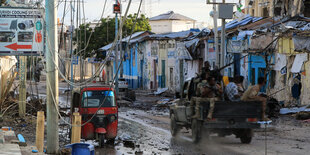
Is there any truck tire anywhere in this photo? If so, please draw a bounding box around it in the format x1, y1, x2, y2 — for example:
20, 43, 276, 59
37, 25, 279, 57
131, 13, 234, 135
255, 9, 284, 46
240, 136, 252, 144
170, 114, 179, 136
191, 119, 202, 143
240, 129, 253, 144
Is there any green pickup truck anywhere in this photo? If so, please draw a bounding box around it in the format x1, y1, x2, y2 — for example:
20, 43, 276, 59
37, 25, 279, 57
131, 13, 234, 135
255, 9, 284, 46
169, 77, 262, 143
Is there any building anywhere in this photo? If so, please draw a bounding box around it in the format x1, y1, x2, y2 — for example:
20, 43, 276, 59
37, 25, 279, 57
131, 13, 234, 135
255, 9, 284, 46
244, 0, 309, 17
149, 11, 196, 34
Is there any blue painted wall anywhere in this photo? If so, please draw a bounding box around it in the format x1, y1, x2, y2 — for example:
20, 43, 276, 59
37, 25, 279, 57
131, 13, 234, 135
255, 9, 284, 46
121, 43, 139, 89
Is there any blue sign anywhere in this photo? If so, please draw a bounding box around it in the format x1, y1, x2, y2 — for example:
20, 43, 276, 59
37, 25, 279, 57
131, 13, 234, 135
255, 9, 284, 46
72, 56, 78, 65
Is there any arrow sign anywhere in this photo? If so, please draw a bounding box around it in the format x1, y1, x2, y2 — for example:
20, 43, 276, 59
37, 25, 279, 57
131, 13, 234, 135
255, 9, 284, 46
5, 43, 32, 51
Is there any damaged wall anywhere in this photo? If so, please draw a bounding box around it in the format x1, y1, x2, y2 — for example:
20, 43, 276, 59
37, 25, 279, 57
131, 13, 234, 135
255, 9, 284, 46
0, 56, 17, 105
300, 59, 310, 105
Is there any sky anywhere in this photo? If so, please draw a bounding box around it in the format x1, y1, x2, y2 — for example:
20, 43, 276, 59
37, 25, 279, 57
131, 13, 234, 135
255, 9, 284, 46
57, 0, 244, 28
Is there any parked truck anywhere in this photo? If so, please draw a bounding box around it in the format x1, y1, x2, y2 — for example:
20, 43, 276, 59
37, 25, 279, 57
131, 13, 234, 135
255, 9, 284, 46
169, 77, 262, 143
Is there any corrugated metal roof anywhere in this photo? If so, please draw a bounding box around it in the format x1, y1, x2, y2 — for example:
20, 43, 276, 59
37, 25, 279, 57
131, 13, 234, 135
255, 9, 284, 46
99, 31, 148, 51
217, 15, 263, 31
150, 11, 195, 21
148, 30, 194, 39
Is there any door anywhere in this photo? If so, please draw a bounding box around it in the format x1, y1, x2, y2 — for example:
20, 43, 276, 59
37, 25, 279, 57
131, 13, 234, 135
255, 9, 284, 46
169, 68, 174, 91
140, 60, 144, 88
179, 60, 184, 93
153, 60, 157, 89
161, 60, 166, 88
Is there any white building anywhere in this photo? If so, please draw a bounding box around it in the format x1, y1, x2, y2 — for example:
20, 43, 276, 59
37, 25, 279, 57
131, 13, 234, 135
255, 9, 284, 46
149, 11, 196, 34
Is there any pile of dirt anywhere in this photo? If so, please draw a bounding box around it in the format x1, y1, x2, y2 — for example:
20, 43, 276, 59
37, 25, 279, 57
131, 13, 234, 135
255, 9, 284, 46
1, 115, 37, 145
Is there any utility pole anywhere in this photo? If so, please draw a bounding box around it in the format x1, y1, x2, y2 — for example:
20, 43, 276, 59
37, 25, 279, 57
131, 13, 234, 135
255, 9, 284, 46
70, 0, 74, 90
212, 0, 219, 69
45, 0, 59, 153
119, 0, 123, 78
115, 0, 119, 95
220, 0, 226, 73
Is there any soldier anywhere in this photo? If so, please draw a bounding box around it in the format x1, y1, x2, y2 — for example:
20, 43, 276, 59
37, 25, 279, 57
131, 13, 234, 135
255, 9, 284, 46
191, 73, 222, 119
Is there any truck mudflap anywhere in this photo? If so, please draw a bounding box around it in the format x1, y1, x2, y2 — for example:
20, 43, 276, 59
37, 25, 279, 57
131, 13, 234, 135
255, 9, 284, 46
203, 121, 260, 129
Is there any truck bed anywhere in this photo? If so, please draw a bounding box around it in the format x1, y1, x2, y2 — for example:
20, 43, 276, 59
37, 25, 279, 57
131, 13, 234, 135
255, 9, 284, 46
201, 101, 262, 119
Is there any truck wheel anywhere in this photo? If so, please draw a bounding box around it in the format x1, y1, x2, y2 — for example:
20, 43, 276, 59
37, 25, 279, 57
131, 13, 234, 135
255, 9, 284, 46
240, 136, 252, 144
191, 119, 202, 143
99, 134, 105, 147
170, 114, 179, 136
240, 129, 253, 144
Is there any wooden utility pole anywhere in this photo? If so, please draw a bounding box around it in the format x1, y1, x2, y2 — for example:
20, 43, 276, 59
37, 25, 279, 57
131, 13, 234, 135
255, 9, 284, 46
213, 0, 219, 68
18, 56, 27, 117
220, 0, 226, 73
45, 0, 59, 153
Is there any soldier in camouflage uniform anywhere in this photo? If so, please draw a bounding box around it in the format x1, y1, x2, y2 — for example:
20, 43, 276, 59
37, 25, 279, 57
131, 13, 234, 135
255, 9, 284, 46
191, 74, 222, 119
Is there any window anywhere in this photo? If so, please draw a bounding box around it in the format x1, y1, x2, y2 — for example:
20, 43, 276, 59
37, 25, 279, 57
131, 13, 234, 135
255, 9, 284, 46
262, 7, 269, 17
82, 90, 115, 107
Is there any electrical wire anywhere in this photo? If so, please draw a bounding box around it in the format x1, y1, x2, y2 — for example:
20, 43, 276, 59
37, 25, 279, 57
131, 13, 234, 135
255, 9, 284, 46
41, 0, 138, 127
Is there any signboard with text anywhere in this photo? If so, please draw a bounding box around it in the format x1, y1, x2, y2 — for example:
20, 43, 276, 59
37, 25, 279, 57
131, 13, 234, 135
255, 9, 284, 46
0, 7, 44, 56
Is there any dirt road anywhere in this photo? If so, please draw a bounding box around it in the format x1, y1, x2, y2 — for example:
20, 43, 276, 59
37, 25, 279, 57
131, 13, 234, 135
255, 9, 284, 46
5, 81, 310, 154
94, 107, 310, 155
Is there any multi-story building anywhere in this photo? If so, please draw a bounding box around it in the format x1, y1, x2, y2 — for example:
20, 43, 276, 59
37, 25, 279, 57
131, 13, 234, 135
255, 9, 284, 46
149, 11, 196, 34
244, 0, 309, 17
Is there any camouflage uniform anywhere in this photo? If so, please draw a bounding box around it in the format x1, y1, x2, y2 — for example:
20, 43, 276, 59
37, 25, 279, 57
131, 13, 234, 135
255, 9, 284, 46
191, 80, 219, 119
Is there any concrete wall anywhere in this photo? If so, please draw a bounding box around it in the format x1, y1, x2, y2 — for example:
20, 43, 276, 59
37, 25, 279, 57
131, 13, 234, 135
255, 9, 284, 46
149, 19, 195, 34
149, 20, 173, 34
171, 20, 195, 33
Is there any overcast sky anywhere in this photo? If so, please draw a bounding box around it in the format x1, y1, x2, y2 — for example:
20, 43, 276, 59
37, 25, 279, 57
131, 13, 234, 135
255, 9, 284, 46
57, 0, 244, 27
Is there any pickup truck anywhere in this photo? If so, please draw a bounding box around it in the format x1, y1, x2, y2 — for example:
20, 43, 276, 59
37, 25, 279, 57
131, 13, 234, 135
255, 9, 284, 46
169, 78, 262, 143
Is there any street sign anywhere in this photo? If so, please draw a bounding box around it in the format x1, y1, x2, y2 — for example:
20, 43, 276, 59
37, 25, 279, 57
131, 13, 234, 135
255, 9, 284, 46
0, 7, 44, 56
72, 55, 78, 65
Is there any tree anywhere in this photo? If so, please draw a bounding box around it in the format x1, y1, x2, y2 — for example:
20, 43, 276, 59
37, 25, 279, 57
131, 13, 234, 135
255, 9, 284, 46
74, 14, 151, 59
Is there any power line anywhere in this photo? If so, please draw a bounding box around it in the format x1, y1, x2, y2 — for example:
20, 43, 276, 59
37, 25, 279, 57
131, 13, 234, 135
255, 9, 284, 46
39, 0, 139, 127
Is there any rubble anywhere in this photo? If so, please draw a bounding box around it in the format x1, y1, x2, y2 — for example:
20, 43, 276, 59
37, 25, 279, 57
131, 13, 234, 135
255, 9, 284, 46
295, 111, 310, 120
280, 105, 310, 114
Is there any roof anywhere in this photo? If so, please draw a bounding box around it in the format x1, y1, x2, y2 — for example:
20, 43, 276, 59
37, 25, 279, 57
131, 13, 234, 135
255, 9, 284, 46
99, 31, 150, 51
217, 15, 263, 32
149, 11, 195, 21
148, 30, 194, 40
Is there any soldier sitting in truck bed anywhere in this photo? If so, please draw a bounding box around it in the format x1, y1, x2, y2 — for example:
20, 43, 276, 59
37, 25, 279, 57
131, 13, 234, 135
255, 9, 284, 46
191, 72, 222, 119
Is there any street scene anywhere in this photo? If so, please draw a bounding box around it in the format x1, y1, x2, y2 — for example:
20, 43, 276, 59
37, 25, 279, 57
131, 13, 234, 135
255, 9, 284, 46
0, 0, 310, 155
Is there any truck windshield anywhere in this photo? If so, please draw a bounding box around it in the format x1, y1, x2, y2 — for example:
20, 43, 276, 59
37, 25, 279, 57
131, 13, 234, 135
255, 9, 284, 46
82, 90, 115, 108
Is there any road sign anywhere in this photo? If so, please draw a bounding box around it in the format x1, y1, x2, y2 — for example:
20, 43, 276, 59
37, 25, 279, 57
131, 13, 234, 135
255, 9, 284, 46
72, 56, 78, 65
0, 7, 44, 56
